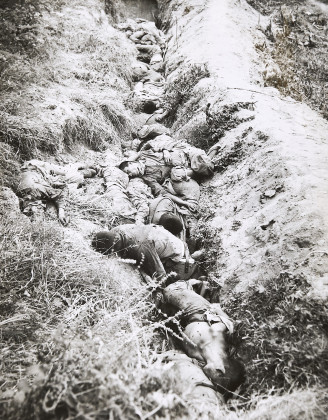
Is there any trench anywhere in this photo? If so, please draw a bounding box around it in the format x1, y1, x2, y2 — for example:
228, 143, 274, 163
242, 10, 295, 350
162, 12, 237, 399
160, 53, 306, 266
1, 0, 328, 417
122, 0, 158, 21
106, 0, 240, 411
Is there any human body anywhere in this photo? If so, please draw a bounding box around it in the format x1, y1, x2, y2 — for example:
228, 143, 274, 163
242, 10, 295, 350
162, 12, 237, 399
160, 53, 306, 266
162, 280, 245, 397
92, 224, 186, 280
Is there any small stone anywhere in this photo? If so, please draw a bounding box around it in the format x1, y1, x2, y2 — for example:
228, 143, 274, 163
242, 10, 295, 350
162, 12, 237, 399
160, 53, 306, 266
264, 189, 276, 198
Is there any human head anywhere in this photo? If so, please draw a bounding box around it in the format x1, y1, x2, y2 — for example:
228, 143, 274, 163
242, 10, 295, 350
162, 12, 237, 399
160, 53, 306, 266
143, 100, 157, 114
118, 161, 143, 177
92, 231, 122, 255
212, 358, 246, 400
158, 213, 183, 235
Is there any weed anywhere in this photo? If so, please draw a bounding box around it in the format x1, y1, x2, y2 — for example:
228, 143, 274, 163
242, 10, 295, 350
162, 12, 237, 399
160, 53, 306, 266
163, 63, 210, 126
250, 1, 328, 118
0, 143, 20, 189
206, 102, 255, 142
225, 272, 328, 396
246, 0, 307, 16
105, 0, 126, 22
191, 189, 224, 282
212, 139, 245, 173
0, 113, 60, 159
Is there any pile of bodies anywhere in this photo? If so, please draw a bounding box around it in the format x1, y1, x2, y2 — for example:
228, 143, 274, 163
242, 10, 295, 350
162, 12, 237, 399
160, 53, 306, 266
117, 18, 168, 120
92, 124, 245, 405
16, 18, 246, 409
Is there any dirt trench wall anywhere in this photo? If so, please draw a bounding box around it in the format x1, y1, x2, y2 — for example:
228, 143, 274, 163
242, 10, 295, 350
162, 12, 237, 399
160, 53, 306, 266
161, 0, 328, 300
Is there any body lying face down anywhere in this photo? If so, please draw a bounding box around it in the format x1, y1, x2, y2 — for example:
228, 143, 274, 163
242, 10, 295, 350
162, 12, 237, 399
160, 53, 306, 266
162, 280, 245, 398
92, 223, 192, 281
161, 351, 224, 411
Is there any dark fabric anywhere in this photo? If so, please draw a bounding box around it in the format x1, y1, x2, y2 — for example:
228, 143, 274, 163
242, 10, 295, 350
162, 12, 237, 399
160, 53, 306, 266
148, 196, 177, 224
163, 281, 211, 324
131, 241, 166, 279
142, 165, 171, 196
164, 259, 200, 281
92, 231, 123, 255
92, 229, 166, 279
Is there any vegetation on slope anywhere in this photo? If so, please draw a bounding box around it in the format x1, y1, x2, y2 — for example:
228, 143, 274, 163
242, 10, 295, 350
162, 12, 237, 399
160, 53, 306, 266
248, 0, 328, 118
159, 0, 328, 417
0, 215, 176, 419
0, 0, 136, 190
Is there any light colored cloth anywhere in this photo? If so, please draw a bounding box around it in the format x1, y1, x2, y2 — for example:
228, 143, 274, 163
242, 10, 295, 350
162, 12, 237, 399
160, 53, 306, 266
20, 160, 86, 186
148, 196, 177, 224
146, 225, 184, 262
163, 281, 234, 333
138, 123, 170, 140
170, 166, 190, 182
163, 351, 224, 406
164, 177, 200, 209
99, 167, 137, 219
118, 224, 185, 263
144, 134, 177, 152
143, 140, 215, 176
136, 151, 171, 196
127, 178, 153, 223
18, 161, 66, 211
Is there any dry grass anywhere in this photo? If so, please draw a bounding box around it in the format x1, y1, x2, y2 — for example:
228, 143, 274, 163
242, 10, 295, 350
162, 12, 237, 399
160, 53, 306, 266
246, 0, 307, 15
0, 215, 214, 420
224, 272, 328, 397
234, 388, 328, 420
0, 0, 136, 171
163, 63, 210, 126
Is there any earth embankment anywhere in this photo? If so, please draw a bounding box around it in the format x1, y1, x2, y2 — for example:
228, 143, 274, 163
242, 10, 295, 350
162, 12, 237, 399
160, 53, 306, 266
160, 0, 328, 402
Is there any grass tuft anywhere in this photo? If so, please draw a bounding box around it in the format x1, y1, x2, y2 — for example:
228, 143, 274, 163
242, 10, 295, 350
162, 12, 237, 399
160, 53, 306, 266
225, 272, 328, 396
0, 0, 136, 181
163, 63, 210, 126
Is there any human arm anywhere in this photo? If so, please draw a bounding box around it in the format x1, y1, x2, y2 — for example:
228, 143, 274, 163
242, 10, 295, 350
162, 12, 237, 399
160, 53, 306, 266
54, 193, 70, 226
127, 180, 151, 225
142, 176, 165, 196
142, 166, 170, 196
207, 143, 221, 158
162, 192, 197, 212
162, 192, 188, 207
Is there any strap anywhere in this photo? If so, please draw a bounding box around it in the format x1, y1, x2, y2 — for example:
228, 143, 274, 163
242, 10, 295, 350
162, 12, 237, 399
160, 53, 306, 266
195, 382, 217, 392
183, 241, 191, 274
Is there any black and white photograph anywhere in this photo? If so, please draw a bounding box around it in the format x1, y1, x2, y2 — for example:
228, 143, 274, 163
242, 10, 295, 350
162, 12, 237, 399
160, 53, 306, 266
0, 0, 327, 418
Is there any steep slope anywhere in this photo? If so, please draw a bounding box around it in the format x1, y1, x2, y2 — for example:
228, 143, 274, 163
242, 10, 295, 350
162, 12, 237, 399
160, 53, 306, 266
160, 0, 328, 409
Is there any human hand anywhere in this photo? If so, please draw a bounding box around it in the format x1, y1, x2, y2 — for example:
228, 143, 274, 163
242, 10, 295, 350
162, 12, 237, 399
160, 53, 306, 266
58, 208, 70, 226
162, 150, 171, 165
187, 203, 197, 212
